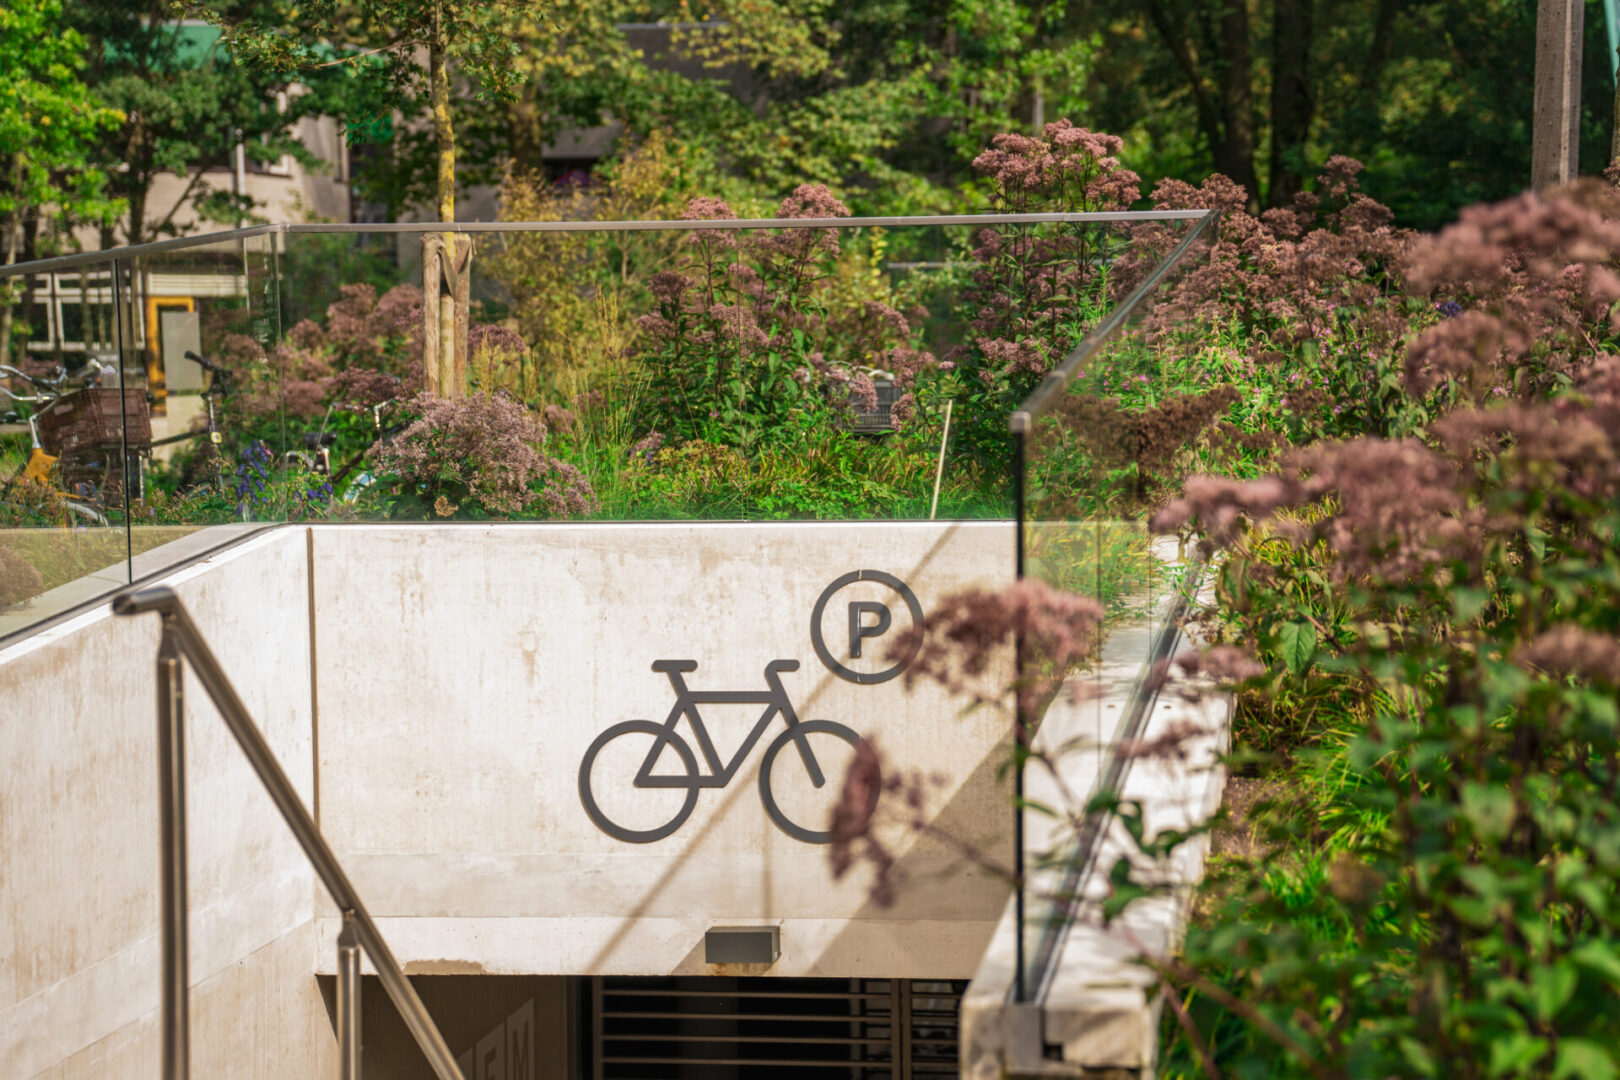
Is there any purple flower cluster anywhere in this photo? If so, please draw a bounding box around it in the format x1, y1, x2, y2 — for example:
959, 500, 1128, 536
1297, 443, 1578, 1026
234, 440, 275, 515
468, 323, 527, 358
638, 181, 939, 438
887, 577, 1105, 717
1154, 350, 1620, 585
370, 392, 597, 518
972, 121, 1141, 214
542, 403, 577, 433
627, 430, 665, 465
681, 195, 740, 254
295, 479, 334, 518
1122, 160, 1408, 356
1403, 183, 1620, 399
327, 367, 402, 409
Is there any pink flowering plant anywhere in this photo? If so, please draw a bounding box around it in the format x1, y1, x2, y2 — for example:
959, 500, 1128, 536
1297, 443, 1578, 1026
632, 185, 940, 449
367, 391, 597, 520
945, 122, 1144, 464
1137, 364, 1620, 1077
823, 169, 1620, 1076
1118, 189, 1620, 1077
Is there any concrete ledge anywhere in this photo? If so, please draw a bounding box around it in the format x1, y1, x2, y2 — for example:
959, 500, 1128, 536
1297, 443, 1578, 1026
314, 914, 999, 980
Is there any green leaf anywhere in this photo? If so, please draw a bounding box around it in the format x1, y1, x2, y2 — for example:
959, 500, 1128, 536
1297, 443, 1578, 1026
1489, 1034, 1550, 1077
1452, 586, 1489, 622
1020, 799, 1059, 818
1554, 1040, 1618, 1080
1570, 940, 1620, 985
1399, 1036, 1439, 1075
1277, 620, 1318, 674
1530, 961, 1578, 1023
1527, 518, 1548, 561
1460, 782, 1516, 844
1102, 859, 1151, 922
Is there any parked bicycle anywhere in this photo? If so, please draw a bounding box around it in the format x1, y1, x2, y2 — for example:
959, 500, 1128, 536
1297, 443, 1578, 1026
578, 659, 860, 844
1, 360, 115, 525
147, 349, 230, 493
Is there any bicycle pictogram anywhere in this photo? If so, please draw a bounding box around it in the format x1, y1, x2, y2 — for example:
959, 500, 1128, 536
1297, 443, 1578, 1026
578, 660, 859, 844
578, 570, 921, 845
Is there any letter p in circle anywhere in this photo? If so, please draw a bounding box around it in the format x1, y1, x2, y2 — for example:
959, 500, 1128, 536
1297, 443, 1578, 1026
812, 570, 923, 684
848, 602, 891, 658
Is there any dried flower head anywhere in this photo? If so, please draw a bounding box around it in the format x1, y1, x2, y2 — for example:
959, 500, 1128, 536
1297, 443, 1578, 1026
0, 544, 44, 609
370, 392, 597, 518
889, 578, 1104, 717
1516, 625, 1620, 686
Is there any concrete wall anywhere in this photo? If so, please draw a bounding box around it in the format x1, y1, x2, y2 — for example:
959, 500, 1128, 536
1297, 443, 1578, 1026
0, 529, 335, 1080
311, 521, 1016, 981
0, 519, 1018, 1077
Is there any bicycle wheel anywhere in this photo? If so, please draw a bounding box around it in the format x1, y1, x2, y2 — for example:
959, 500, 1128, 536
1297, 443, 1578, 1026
578, 720, 701, 844
62, 499, 109, 528
758, 720, 861, 844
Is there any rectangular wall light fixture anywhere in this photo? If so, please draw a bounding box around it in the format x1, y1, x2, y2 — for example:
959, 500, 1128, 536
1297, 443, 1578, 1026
704, 926, 780, 964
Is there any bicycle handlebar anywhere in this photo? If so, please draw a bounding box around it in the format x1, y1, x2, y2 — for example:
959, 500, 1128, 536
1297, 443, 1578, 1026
183, 350, 226, 375
0, 363, 65, 393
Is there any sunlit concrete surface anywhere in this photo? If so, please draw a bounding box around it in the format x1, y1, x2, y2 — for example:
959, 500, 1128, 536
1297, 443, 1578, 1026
1, 520, 1018, 1077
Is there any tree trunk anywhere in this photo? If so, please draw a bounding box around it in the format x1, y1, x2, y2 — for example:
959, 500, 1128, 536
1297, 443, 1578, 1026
1361, 0, 1400, 102
430, 38, 455, 224
124, 116, 150, 247
1267, 0, 1316, 206
1215, 0, 1260, 208
1146, 1, 1228, 178
422, 20, 470, 396
420, 234, 473, 399
126, 184, 148, 248
451, 243, 470, 392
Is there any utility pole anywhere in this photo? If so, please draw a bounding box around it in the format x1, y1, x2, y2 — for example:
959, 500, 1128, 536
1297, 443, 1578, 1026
1532, 0, 1584, 190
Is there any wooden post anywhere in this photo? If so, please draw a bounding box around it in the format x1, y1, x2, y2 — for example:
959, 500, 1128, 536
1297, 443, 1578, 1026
419, 235, 473, 398
1532, 0, 1584, 190
1610, 41, 1620, 171
450, 238, 471, 394
422, 236, 441, 396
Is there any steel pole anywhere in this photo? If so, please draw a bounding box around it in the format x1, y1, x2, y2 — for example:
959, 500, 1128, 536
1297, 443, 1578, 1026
1011, 428, 1027, 1003
337, 910, 362, 1080
156, 616, 190, 1080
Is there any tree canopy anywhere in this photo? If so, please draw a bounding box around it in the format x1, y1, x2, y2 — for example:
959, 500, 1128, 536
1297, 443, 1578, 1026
6, 0, 1617, 245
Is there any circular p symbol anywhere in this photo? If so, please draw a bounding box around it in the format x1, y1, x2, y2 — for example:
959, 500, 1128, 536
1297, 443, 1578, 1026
810, 570, 923, 685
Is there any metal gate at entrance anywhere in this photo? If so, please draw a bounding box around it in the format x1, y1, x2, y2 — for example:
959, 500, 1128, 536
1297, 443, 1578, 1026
591, 976, 964, 1079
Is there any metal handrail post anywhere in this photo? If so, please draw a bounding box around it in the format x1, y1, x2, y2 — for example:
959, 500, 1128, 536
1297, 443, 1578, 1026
115, 588, 465, 1080
337, 910, 362, 1080
156, 615, 190, 1080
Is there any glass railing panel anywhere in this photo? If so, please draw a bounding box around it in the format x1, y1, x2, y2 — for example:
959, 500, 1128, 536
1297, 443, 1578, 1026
1011, 211, 1217, 997
1, 212, 1206, 643
126, 233, 286, 535
275, 220, 1037, 524
0, 260, 134, 638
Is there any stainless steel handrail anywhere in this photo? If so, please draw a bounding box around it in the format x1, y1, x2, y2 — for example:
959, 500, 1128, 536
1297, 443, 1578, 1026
112, 586, 465, 1080
0, 210, 1216, 278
